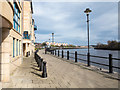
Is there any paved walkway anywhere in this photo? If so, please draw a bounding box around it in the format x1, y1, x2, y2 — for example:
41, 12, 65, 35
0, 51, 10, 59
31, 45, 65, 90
2, 50, 119, 88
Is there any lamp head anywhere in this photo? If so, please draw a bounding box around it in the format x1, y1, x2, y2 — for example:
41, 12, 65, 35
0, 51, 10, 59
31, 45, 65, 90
84, 8, 92, 15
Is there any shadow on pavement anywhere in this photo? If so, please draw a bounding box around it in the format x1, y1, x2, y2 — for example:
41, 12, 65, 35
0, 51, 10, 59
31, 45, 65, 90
31, 71, 42, 78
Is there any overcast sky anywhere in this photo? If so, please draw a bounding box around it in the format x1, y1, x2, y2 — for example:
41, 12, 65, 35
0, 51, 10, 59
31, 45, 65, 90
33, 1, 118, 46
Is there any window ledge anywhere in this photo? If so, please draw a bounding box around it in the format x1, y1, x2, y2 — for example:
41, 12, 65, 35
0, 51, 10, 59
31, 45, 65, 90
12, 28, 22, 36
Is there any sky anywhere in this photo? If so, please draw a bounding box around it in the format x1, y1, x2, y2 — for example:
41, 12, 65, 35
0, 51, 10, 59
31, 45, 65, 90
33, 1, 118, 46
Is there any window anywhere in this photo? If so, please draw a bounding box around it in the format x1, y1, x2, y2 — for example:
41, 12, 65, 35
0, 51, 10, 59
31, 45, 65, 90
13, 2, 20, 33
16, 39, 18, 56
18, 0, 20, 4
19, 40, 21, 55
13, 38, 15, 57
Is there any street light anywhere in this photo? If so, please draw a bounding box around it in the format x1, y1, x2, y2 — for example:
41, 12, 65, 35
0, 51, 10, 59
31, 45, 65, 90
52, 33, 54, 45
84, 8, 92, 66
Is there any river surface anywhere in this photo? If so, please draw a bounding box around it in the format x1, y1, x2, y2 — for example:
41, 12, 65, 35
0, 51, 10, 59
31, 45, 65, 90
56, 48, 120, 73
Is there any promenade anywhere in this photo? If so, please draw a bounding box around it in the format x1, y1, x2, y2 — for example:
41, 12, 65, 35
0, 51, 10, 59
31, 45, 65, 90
2, 49, 119, 88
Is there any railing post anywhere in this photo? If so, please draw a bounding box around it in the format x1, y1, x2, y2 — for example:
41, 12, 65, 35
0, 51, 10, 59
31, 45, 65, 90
62, 50, 64, 58
58, 50, 59, 57
109, 54, 113, 73
55, 50, 56, 56
67, 51, 69, 60
75, 51, 77, 62
87, 53, 90, 66
53, 50, 54, 55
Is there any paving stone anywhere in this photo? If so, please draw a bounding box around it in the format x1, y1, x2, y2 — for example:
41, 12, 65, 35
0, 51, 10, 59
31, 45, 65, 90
1, 50, 119, 88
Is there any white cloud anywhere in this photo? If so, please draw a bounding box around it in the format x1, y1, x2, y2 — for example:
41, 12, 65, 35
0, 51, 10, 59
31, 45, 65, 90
33, 2, 118, 45
32, 0, 119, 2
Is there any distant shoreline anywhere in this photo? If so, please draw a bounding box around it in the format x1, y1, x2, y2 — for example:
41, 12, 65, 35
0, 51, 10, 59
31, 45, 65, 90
94, 48, 120, 51
53, 47, 92, 49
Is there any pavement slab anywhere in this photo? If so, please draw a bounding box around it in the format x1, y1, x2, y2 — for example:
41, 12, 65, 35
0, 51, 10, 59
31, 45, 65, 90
1, 49, 119, 88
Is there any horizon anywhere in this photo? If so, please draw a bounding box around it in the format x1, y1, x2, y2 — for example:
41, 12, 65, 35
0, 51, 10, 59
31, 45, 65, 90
33, 2, 118, 46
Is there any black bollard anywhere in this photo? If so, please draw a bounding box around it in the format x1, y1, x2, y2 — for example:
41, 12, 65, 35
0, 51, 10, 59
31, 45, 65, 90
38, 56, 41, 67
42, 61, 47, 78
62, 50, 64, 58
39, 58, 43, 71
58, 50, 59, 57
45, 49, 47, 54
29, 51, 30, 56
26, 52, 28, 57
37, 55, 39, 67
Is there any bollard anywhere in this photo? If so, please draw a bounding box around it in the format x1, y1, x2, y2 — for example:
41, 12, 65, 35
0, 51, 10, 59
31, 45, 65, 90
42, 61, 47, 78
39, 58, 43, 71
67, 51, 69, 60
38, 56, 41, 67
62, 50, 64, 58
51, 51, 52, 54
45, 49, 47, 54
53, 50, 54, 55
75, 51, 77, 62
37, 55, 39, 67
26, 52, 28, 57
29, 51, 30, 56
87, 53, 90, 66
34, 52, 36, 60
58, 50, 59, 57
109, 54, 113, 73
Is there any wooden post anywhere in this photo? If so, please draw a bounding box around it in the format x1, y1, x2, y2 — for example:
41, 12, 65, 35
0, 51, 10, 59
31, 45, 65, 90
109, 54, 113, 73
67, 51, 69, 60
75, 51, 77, 62
62, 50, 64, 58
87, 53, 90, 66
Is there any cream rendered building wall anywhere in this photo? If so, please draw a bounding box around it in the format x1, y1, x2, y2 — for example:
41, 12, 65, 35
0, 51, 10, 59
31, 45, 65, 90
0, 0, 23, 82
23, 1, 35, 56
23, 1, 31, 35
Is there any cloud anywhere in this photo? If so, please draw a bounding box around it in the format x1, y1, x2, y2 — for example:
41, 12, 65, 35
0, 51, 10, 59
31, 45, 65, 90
33, 2, 118, 45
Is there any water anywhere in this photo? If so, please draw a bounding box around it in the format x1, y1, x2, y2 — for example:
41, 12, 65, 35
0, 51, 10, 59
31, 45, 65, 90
56, 48, 120, 73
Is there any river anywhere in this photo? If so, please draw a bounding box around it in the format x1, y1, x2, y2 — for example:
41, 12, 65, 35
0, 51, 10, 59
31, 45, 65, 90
56, 48, 120, 73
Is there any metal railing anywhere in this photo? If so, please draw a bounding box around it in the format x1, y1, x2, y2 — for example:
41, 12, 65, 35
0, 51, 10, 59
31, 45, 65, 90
47, 49, 120, 73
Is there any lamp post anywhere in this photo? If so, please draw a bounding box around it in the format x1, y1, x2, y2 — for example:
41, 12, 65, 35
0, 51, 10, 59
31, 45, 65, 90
84, 8, 92, 66
52, 33, 54, 45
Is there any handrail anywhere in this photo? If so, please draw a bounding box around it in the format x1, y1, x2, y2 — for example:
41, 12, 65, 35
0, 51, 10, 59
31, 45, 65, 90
77, 53, 87, 56
90, 55, 109, 59
47, 49, 120, 73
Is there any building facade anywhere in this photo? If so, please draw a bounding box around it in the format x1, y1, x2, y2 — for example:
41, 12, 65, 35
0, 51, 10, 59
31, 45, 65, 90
22, 0, 37, 57
0, 0, 36, 82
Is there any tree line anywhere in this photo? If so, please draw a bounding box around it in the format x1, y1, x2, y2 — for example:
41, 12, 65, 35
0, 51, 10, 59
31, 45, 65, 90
95, 40, 120, 50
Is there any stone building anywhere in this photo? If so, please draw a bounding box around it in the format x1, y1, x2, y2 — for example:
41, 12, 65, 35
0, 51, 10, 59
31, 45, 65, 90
22, 0, 37, 57
0, 0, 36, 82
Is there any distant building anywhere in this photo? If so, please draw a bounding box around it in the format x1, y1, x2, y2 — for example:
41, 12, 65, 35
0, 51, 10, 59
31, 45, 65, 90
46, 42, 68, 46
35, 43, 42, 49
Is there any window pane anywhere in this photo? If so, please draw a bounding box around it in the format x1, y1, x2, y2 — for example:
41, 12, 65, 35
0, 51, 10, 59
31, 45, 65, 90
13, 38, 15, 57
19, 41, 20, 55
